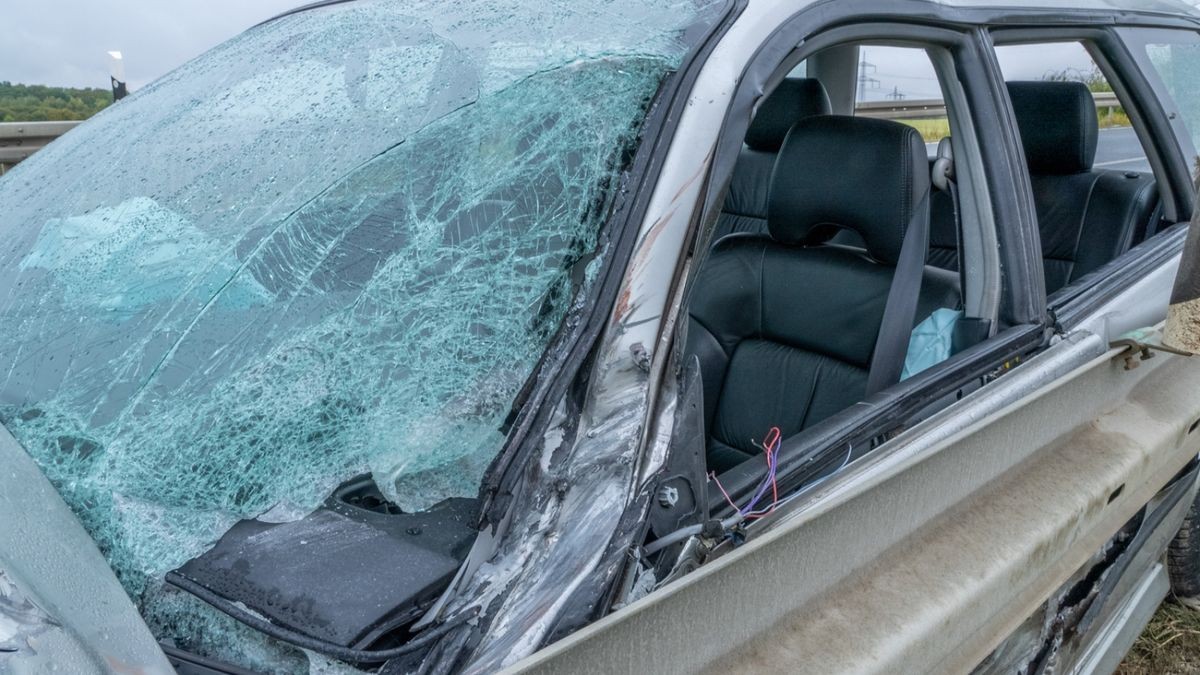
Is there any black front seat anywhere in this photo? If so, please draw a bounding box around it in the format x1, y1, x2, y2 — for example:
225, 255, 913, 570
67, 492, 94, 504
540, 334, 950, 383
687, 116, 960, 473
1007, 81, 1159, 293
713, 78, 832, 239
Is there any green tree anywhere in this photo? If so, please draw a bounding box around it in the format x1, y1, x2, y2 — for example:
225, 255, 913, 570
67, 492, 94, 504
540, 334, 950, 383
1041, 64, 1112, 93
0, 81, 113, 122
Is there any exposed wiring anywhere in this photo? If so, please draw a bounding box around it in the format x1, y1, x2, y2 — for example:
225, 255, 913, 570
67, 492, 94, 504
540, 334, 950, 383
164, 571, 478, 664
748, 440, 855, 517
641, 512, 745, 556
642, 434, 856, 558
711, 467, 740, 513
710, 426, 782, 519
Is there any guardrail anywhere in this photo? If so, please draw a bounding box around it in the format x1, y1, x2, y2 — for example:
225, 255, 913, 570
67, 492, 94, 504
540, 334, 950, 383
858, 91, 1121, 120
0, 121, 82, 173
0, 91, 1127, 175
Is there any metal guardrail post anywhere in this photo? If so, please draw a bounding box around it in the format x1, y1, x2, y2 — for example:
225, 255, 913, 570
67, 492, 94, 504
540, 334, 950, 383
0, 120, 83, 172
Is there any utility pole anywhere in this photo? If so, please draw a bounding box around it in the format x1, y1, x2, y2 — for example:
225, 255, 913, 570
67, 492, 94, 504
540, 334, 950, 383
108, 51, 127, 101
857, 57, 879, 101
885, 86, 906, 101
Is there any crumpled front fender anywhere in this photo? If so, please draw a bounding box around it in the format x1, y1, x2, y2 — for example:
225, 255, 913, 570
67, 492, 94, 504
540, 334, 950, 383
0, 426, 172, 674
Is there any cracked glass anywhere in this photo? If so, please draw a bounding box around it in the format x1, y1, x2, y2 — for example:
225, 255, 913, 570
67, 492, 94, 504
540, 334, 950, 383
1146, 39, 1200, 166
0, 0, 722, 669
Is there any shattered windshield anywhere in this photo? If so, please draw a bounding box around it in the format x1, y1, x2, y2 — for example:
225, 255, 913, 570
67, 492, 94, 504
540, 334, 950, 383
0, 0, 720, 668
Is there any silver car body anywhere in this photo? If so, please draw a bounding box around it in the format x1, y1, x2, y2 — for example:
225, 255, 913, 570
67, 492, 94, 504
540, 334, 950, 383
500, 0, 1200, 672
4, 0, 1200, 672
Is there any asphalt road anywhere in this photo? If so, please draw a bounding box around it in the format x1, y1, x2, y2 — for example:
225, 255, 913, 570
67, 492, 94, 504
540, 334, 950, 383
1095, 126, 1152, 173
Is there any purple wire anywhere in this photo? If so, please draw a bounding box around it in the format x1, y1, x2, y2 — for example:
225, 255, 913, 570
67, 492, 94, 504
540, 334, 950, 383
740, 437, 779, 516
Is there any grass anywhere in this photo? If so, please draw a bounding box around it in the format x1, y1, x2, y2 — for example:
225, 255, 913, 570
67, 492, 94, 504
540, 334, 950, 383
1099, 108, 1132, 129
1119, 600, 1200, 675
895, 117, 951, 143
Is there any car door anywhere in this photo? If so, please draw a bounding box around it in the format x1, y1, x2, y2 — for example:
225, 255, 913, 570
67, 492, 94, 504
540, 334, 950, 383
499, 5, 1200, 675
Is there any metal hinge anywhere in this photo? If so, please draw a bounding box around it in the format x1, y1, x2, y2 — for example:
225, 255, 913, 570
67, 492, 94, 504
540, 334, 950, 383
1110, 338, 1192, 371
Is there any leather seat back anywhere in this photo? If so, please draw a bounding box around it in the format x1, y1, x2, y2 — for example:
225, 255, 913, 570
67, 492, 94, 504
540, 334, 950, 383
714, 78, 831, 239
927, 186, 959, 270
688, 115, 960, 472
1006, 81, 1158, 293
838, 165, 960, 269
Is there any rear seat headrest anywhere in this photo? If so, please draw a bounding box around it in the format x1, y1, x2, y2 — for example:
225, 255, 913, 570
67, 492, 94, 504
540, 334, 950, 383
767, 115, 930, 265
744, 78, 832, 152
1006, 81, 1099, 175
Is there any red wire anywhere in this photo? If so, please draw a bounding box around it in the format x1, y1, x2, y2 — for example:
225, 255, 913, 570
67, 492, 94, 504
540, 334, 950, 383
763, 426, 781, 450
710, 471, 740, 512
711, 426, 784, 521
765, 426, 780, 512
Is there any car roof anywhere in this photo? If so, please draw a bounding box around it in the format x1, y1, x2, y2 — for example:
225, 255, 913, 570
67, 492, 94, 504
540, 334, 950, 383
742, 0, 1200, 20
942, 0, 1200, 16
267, 0, 1200, 29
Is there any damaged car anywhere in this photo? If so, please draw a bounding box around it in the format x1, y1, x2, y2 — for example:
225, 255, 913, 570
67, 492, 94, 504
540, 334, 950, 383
5, 0, 1200, 672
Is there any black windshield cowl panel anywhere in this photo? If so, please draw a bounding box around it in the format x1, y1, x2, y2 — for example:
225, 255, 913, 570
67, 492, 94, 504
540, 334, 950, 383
162, 644, 260, 675
168, 475, 476, 653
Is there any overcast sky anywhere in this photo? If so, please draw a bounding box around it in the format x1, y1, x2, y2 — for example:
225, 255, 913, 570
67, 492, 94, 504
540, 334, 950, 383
859, 43, 1099, 103
1, 1, 1191, 94
2, 0, 305, 90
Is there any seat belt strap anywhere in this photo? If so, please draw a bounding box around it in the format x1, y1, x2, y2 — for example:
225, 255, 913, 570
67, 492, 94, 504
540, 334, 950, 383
865, 188, 931, 396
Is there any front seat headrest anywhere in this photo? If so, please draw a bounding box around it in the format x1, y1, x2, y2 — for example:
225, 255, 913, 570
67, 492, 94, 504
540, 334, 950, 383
767, 115, 930, 265
744, 78, 833, 152
1006, 81, 1099, 175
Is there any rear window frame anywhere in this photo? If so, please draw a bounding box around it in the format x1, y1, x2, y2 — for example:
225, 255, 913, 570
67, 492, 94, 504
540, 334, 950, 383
988, 25, 1197, 324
